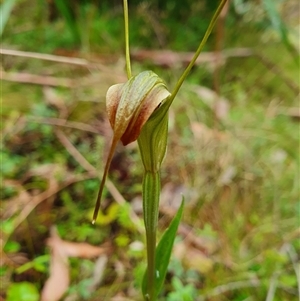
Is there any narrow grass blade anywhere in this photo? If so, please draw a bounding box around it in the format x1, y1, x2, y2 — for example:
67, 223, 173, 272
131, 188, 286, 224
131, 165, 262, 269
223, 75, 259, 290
0, 0, 17, 36
263, 0, 298, 60
54, 0, 81, 44
142, 199, 184, 299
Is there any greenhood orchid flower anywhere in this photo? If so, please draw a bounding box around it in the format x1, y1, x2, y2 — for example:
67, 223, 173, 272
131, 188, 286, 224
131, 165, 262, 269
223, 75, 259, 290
93, 71, 171, 224
106, 70, 171, 146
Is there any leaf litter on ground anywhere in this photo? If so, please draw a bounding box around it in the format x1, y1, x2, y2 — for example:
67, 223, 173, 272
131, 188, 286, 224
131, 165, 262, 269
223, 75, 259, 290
41, 226, 111, 301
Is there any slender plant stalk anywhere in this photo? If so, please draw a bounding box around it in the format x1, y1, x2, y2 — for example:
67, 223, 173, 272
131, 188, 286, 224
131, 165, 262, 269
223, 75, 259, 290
169, 0, 228, 103
137, 102, 169, 300
143, 171, 160, 301
122, 9, 162, 296
123, 0, 132, 79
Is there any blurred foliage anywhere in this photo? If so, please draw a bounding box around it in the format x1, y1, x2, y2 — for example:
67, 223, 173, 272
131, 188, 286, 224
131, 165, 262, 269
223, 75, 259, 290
1, 0, 299, 300
6, 282, 39, 301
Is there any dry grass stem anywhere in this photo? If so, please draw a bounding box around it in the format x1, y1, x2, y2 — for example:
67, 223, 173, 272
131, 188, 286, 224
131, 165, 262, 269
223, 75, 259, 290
1, 71, 74, 87
27, 116, 101, 134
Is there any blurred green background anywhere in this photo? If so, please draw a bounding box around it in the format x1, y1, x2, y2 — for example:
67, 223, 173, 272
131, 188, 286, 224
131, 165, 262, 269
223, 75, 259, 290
1, 0, 299, 300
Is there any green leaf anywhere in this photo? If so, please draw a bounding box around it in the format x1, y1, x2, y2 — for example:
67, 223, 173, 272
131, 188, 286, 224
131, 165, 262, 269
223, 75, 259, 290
2, 218, 15, 235
16, 255, 50, 274
142, 199, 184, 299
7, 282, 39, 301
3, 240, 20, 253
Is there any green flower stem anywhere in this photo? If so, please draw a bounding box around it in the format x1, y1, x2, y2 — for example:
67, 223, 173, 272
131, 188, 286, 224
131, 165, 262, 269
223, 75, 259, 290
123, 0, 132, 79
169, 0, 228, 103
138, 104, 169, 300
143, 171, 160, 301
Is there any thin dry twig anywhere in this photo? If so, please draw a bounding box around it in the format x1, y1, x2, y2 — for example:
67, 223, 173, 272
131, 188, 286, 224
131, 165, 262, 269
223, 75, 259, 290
1, 47, 253, 67
131, 47, 254, 67
1, 48, 105, 69
1, 71, 74, 87
55, 129, 96, 173
27, 116, 101, 134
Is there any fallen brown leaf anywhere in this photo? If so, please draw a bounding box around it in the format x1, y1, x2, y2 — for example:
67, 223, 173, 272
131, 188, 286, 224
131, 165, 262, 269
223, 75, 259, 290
41, 227, 110, 301
40, 228, 69, 301
54, 239, 108, 259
